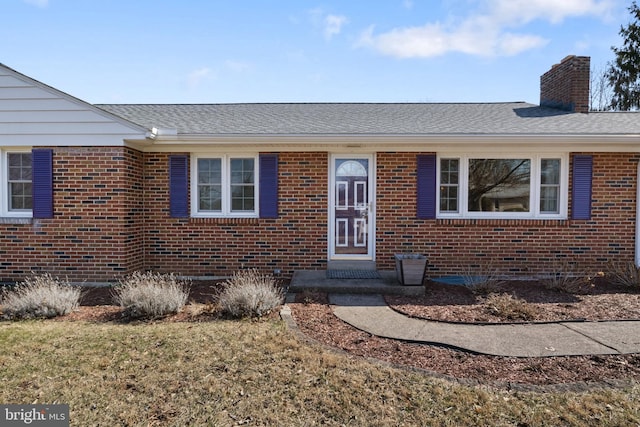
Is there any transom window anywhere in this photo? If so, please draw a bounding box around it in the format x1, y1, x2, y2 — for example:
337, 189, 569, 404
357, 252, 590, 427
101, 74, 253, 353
437, 155, 567, 219
192, 154, 258, 217
2, 151, 32, 217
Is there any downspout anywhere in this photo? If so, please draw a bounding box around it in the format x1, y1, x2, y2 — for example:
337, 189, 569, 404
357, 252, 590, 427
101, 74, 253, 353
636, 160, 640, 267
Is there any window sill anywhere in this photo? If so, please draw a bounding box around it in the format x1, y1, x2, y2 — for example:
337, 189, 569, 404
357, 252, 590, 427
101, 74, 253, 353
435, 218, 570, 227
189, 217, 261, 225
0, 217, 33, 225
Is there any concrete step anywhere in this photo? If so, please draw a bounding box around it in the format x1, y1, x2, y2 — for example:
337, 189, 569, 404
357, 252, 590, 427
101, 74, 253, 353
287, 270, 425, 296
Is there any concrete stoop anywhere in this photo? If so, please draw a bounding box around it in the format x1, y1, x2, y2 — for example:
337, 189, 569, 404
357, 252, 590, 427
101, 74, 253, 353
287, 270, 425, 296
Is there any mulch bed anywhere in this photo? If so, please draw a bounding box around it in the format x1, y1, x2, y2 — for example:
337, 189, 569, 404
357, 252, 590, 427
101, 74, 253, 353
287, 280, 640, 388
12, 278, 640, 387
59, 281, 225, 323
386, 278, 640, 323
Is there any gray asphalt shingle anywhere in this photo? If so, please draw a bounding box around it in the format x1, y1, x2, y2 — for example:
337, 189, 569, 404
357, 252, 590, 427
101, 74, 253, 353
96, 102, 640, 136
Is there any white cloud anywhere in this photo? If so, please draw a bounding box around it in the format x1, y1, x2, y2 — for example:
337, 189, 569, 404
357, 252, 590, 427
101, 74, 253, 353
490, 0, 615, 24
357, 20, 548, 58
186, 67, 214, 89
497, 33, 549, 56
402, 0, 414, 10
309, 8, 348, 40
357, 0, 612, 58
324, 14, 348, 40
23, 0, 49, 7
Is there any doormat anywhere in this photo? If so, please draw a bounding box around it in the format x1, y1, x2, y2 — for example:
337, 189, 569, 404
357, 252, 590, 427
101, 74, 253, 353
326, 270, 381, 279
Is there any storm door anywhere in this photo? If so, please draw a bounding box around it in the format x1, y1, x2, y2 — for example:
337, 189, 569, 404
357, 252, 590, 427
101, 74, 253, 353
329, 156, 374, 259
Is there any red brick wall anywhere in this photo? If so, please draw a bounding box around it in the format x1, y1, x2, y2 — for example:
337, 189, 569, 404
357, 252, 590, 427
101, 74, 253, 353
540, 55, 590, 113
142, 152, 329, 277
0, 146, 143, 282
375, 152, 638, 277
0, 148, 636, 282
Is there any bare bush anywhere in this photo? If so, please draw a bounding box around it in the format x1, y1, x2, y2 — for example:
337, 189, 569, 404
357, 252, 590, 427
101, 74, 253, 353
606, 261, 640, 289
219, 269, 283, 318
461, 264, 504, 295
483, 293, 536, 321
113, 271, 190, 319
542, 260, 593, 293
1, 273, 81, 319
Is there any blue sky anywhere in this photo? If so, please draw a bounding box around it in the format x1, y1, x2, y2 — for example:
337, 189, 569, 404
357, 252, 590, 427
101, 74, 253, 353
2, 0, 630, 104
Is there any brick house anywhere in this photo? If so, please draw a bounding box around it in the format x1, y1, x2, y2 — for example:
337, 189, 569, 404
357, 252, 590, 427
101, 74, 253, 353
1, 55, 639, 283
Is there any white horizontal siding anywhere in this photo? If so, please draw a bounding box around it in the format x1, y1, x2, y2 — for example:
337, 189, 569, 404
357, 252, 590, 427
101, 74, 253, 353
0, 66, 147, 146
0, 122, 145, 134
0, 98, 89, 111
0, 76, 31, 87
0, 86, 58, 99
0, 134, 146, 146
0, 110, 115, 123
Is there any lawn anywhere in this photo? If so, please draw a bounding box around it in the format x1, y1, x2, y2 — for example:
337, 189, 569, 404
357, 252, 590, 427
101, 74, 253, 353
1, 319, 639, 426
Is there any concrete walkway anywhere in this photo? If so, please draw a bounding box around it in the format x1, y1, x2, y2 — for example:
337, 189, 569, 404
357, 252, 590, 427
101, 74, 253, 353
329, 294, 640, 357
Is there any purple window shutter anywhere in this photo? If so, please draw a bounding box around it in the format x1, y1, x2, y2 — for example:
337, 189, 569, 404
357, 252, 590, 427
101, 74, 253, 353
32, 148, 53, 219
416, 154, 436, 219
571, 155, 593, 220
169, 155, 189, 218
259, 154, 278, 218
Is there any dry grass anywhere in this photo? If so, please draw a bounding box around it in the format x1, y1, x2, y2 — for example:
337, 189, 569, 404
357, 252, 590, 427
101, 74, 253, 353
462, 264, 505, 295
542, 260, 594, 293
0, 273, 81, 319
219, 269, 283, 318
0, 320, 638, 426
113, 271, 190, 319
607, 261, 640, 289
483, 293, 537, 321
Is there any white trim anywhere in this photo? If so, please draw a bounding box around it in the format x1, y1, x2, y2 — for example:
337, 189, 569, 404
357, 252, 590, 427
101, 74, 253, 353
354, 181, 366, 208
190, 153, 259, 218
143, 134, 640, 154
354, 218, 367, 247
437, 153, 569, 220
0, 149, 32, 218
336, 218, 348, 247
328, 154, 375, 261
335, 181, 348, 210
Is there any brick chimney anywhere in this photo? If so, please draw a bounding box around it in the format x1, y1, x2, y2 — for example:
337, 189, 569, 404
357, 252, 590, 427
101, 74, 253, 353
540, 55, 590, 113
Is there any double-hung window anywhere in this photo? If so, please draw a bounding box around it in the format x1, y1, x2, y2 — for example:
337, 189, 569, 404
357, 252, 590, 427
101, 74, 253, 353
437, 154, 567, 219
2, 150, 32, 217
192, 154, 258, 217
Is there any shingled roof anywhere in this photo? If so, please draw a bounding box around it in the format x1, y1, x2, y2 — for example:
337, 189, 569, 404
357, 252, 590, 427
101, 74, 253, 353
96, 102, 640, 136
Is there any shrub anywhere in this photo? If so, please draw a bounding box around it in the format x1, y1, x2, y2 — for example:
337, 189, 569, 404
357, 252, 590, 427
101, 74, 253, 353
462, 264, 504, 295
113, 271, 190, 319
483, 293, 536, 321
219, 269, 284, 318
542, 260, 593, 293
1, 273, 81, 319
606, 261, 640, 289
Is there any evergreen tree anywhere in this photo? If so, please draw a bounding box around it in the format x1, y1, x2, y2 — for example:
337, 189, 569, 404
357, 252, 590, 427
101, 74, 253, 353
607, 1, 640, 110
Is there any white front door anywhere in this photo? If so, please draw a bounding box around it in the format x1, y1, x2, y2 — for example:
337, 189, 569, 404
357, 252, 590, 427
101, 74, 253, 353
329, 155, 374, 260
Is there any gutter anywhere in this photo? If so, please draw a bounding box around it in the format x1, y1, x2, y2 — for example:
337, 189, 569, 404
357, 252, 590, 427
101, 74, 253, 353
139, 133, 640, 153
